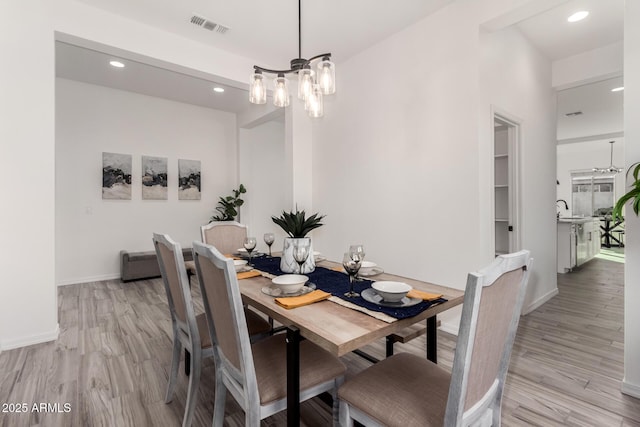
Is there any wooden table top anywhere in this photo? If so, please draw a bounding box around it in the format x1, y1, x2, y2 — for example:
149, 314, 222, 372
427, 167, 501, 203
238, 260, 464, 357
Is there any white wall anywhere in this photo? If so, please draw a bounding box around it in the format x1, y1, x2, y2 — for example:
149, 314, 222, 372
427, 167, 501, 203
238, 120, 289, 252
479, 26, 557, 312
311, 1, 557, 330
56, 78, 237, 284
557, 138, 626, 216
623, 0, 640, 399
0, 0, 59, 350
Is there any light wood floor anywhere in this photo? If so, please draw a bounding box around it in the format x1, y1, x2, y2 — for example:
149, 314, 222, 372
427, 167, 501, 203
1, 255, 639, 426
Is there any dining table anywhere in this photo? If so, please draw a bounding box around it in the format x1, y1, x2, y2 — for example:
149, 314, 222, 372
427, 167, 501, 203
600, 216, 624, 248
237, 255, 465, 427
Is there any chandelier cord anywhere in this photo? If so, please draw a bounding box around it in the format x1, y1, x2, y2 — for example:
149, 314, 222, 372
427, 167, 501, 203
298, 0, 302, 59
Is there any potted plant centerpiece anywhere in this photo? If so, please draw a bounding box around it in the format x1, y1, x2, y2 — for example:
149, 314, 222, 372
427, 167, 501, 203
272, 209, 325, 273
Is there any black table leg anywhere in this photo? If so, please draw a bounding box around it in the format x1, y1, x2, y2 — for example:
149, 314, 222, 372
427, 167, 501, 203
286, 327, 300, 427
185, 349, 191, 376
385, 336, 394, 357
426, 316, 437, 363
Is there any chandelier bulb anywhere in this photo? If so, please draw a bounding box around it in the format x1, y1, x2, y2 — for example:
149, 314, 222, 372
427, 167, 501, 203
317, 58, 336, 95
249, 72, 267, 105
298, 68, 315, 101
306, 84, 324, 118
273, 74, 290, 108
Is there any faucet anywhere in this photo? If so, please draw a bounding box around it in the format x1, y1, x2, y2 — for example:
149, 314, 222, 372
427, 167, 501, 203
556, 199, 568, 218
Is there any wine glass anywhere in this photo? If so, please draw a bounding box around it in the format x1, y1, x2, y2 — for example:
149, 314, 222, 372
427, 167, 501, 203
343, 252, 362, 298
243, 237, 257, 266
349, 244, 365, 262
292, 238, 311, 274
264, 233, 275, 257
349, 245, 365, 279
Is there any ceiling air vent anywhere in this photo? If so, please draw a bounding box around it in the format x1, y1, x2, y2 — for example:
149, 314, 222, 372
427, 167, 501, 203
190, 14, 230, 34
565, 111, 583, 117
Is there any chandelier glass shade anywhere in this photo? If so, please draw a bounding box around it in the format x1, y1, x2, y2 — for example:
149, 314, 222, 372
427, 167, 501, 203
592, 141, 623, 174
249, 0, 335, 117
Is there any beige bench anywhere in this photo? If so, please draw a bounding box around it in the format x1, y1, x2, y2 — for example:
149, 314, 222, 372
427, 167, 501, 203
120, 249, 193, 282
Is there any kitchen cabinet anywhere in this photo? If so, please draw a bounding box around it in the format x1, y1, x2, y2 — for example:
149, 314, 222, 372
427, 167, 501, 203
557, 218, 601, 273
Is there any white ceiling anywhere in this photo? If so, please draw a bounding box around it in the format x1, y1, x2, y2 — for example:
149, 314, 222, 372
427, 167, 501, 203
515, 0, 624, 61
72, 0, 454, 70
56, 0, 625, 116
556, 76, 624, 142
58, 0, 454, 112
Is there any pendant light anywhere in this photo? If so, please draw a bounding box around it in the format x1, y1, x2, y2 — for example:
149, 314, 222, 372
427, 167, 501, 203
593, 141, 623, 174
249, 0, 335, 117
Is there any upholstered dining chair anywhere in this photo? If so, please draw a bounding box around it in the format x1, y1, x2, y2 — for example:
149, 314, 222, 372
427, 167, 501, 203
338, 250, 532, 427
200, 220, 248, 254
199, 220, 280, 333
153, 233, 270, 427
192, 241, 347, 426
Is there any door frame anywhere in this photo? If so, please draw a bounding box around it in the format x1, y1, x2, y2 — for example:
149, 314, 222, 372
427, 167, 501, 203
492, 107, 523, 253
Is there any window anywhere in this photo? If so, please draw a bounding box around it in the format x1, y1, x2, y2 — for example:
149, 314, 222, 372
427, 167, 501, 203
571, 172, 615, 217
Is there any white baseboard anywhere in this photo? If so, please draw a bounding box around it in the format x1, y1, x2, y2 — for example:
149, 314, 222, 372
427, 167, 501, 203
0, 323, 59, 351
523, 287, 559, 315
57, 273, 121, 286
622, 379, 640, 398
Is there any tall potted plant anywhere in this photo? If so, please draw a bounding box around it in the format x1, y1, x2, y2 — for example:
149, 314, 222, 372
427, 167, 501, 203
210, 184, 246, 222
613, 162, 640, 220
272, 209, 325, 273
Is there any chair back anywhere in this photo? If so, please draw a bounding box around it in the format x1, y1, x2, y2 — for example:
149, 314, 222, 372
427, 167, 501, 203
153, 233, 199, 345
445, 250, 532, 426
193, 241, 259, 403
200, 221, 248, 255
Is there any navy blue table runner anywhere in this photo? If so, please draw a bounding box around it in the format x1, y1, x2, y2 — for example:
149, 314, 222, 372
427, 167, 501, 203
251, 256, 447, 320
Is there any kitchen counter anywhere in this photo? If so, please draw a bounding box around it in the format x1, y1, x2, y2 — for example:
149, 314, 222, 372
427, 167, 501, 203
557, 217, 596, 223
557, 218, 600, 273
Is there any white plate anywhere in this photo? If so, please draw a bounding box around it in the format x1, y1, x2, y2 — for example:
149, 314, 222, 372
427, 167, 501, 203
361, 288, 421, 308
262, 283, 316, 297
358, 266, 384, 277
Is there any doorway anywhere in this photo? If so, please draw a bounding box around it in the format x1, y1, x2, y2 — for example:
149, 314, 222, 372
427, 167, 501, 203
493, 112, 521, 256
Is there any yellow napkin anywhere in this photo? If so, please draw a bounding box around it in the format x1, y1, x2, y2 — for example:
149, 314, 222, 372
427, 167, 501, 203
275, 290, 331, 309
407, 289, 443, 301
237, 270, 262, 280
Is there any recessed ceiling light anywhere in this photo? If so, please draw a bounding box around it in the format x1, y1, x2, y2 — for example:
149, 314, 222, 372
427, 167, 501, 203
611, 86, 624, 92
109, 60, 125, 68
213, 87, 225, 93
567, 11, 589, 23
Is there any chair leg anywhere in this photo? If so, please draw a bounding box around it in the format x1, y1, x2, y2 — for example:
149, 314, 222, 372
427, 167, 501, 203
165, 336, 182, 403
212, 372, 227, 427
332, 378, 344, 427
182, 347, 201, 427
339, 400, 354, 427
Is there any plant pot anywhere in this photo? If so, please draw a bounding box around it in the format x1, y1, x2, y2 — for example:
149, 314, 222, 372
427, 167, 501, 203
280, 237, 316, 274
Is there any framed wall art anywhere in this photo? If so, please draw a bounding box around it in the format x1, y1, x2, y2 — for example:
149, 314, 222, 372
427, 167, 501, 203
178, 159, 201, 200
141, 155, 168, 200
102, 152, 132, 200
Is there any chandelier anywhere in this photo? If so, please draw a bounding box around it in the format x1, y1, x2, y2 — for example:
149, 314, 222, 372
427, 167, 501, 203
593, 140, 623, 174
248, 0, 335, 118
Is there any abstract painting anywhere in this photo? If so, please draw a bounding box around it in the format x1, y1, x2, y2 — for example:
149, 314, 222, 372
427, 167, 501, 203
142, 155, 168, 200
102, 152, 132, 200
178, 159, 201, 200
